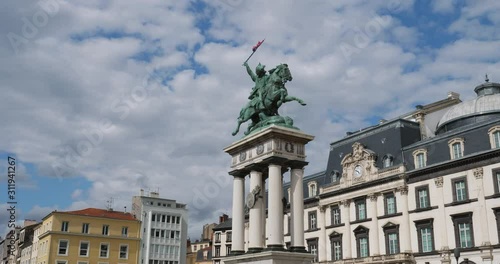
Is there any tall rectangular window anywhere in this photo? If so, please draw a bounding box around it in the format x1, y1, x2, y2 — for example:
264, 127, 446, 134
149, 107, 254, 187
58, 240, 69, 255
354, 227, 369, 258
388, 234, 398, 254
415, 219, 434, 253
452, 213, 474, 248
421, 228, 433, 252
102, 225, 109, 235
82, 223, 89, 234
330, 205, 341, 225
79, 241, 89, 256
383, 225, 399, 255
416, 153, 425, 168
452, 178, 468, 202
100, 243, 109, 258
494, 131, 500, 148
61, 221, 69, 232
355, 199, 366, 220
226, 245, 231, 256
384, 193, 396, 215
308, 211, 317, 230
452, 143, 463, 159
119, 244, 129, 259
330, 234, 342, 261
122, 227, 128, 237
416, 185, 430, 209
359, 237, 368, 257
493, 170, 500, 194
307, 239, 318, 262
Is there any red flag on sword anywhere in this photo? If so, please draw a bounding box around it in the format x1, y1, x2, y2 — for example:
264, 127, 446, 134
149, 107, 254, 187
252, 39, 265, 52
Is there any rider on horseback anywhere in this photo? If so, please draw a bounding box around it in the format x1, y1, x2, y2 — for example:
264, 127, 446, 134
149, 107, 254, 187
244, 62, 269, 118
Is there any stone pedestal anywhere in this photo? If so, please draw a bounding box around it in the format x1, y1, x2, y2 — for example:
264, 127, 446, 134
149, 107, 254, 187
224, 125, 314, 259
223, 251, 314, 264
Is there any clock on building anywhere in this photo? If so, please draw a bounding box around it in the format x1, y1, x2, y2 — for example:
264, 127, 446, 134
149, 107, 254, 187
353, 164, 363, 177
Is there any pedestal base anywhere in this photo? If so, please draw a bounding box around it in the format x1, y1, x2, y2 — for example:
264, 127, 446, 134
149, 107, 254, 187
223, 251, 314, 264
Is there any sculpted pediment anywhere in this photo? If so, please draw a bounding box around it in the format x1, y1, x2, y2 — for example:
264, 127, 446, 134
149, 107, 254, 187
340, 142, 378, 184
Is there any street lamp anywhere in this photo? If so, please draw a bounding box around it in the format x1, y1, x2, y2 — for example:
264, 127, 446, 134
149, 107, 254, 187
454, 248, 460, 264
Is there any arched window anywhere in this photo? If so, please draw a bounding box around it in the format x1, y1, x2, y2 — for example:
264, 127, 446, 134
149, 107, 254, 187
448, 138, 465, 160
488, 125, 500, 149
330, 170, 340, 183
382, 155, 393, 168
412, 149, 427, 169
308, 181, 317, 197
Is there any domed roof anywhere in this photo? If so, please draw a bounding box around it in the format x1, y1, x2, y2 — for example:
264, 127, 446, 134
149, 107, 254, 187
437, 79, 500, 133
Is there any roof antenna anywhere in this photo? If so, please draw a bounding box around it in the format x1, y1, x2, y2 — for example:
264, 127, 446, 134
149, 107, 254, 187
485, 73, 489, 82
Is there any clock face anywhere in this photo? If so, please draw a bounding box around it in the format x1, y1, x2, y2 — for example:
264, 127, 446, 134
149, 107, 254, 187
246, 193, 256, 208
353, 165, 363, 177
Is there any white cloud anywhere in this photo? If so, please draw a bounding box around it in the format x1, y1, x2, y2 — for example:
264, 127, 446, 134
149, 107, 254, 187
0, 0, 499, 239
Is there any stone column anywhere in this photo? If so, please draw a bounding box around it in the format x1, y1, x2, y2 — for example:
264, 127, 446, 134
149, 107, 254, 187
290, 166, 306, 252
474, 168, 491, 246
248, 170, 264, 252
231, 175, 245, 255
369, 193, 380, 256
318, 205, 327, 262
268, 164, 284, 250
398, 186, 412, 253
261, 175, 267, 247
434, 176, 449, 253
342, 199, 352, 259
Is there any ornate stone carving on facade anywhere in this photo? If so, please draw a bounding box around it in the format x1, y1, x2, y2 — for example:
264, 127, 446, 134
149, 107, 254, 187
473, 168, 484, 179
319, 205, 327, 213
368, 193, 379, 201
434, 176, 443, 188
341, 199, 351, 208
341, 142, 377, 168
397, 186, 408, 195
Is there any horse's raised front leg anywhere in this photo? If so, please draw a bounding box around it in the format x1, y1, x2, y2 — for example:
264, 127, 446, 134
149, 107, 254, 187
284, 95, 306, 106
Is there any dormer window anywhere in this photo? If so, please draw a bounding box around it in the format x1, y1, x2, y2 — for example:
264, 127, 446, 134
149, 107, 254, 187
412, 149, 427, 169
330, 170, 340, 183
382, 155, 393, 168
308, 181, 317, 197
489, 126, 500, 149
448, 138, 465, 159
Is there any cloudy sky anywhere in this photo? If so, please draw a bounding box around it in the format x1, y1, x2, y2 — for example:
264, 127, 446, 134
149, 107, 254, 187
1, 0, 500, 239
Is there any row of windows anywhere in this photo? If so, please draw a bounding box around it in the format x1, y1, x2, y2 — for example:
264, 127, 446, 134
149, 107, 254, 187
148, 260, 179, 264
214, 232, 232, 243
308, 211, 493, 261
57, 240, 129, 259
414, 128, 500, 169
214, 245, 232, 257
148, 244, 180, 258
150, 228, 180, 239
60, 221, 128, 236
151, 213, 181, 224
307, 172, 500, 230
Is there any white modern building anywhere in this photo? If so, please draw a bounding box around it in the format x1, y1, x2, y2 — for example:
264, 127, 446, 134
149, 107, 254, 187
132, 189, 188, 264
215, 79, 500, 264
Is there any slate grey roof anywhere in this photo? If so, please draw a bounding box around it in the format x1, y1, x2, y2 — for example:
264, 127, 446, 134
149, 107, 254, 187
213, 218, 232, 231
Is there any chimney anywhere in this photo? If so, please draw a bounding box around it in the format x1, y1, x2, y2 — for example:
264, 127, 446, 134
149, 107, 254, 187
447, 91, 460, 99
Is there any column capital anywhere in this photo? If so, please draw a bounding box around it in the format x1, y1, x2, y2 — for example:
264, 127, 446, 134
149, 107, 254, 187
287, 160, 309, 170
368, 193, 379, 201
245, 163, 267, 174
474, 168, 484, 179
319, 205, 327, 213
262, 156, 289, 166
434, 176, 444, 188
341, 199, 351, 208
397, 186, 409, 195
228, 169, 248, 178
